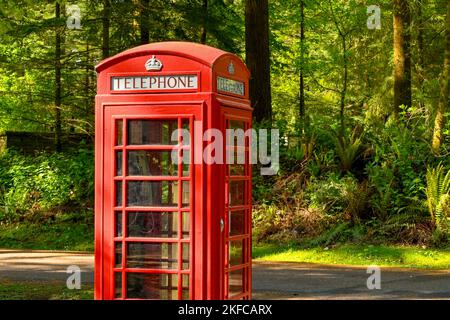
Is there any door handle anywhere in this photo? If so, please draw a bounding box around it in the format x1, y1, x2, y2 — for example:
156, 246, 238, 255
220, 218, 224, 232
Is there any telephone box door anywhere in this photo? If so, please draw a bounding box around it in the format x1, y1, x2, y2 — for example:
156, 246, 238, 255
223, 110, 252, 300
101, 104, 200, 300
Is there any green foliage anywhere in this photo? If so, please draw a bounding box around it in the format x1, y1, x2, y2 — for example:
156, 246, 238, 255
0, 280, 94, 300
0, 216, 94, 252
330, 128, 363, 172
253, 243, 450, 269
304, 173, 366, 220
0, 0, 448, 253
0, 150, 94, 223
426, 163, 450, 232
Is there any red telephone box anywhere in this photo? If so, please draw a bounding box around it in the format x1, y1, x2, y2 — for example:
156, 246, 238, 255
94, 42, 252, 300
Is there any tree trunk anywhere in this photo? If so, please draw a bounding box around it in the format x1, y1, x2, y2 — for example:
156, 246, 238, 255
245, 0, 272, 122
417, 0, 425, 110
328, 0, 348, 134
299, 0, 305, 123
431, 0, 450, 153
140, 0, 150, 45
55, 2, 62, 152
102, 0, 111, 59
393, 0, 412, 113
340, 35, 348, 134
200, 0, 208, 44
85, 42, 91, 133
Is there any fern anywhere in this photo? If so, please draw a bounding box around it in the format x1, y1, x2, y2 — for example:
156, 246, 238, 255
425, 163, 450, 231
330, 128, 363, 172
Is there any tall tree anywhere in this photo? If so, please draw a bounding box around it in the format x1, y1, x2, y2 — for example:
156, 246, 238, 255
54, 2, 63, 152
299, 0, 306, 123
393, 0, 412, 113
328, 0, 350, 134
102, 0, 111, 59
417, 0, 425, 110
431, 0, 450, 153
140, 0, 150, 45
245, 0, 272, 122
200, 0, 208, 44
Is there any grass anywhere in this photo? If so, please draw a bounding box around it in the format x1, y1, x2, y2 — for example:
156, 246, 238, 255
1, 217, 449, 270
253, 243, 450, 270
0, 220, 94, 252
0, 280, 93, 300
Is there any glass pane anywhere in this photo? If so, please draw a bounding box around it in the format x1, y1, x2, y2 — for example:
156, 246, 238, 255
127, 212, 178, 238
182, 212, 190, 239
227, 121, 246, 147
115, 181, 122, 207
128, 120, 178, 145
182, 275, 190, 300
182, 150, 190, 177
127, 242, 178, 269
229, 180, 245, 206
229, 240, 244, 267
229, 210, 245, 236
115, 242, 122, 268
181, 119, 190, 146
115, 212, 122, 237
182, 243, 189, 270
228, 269, 244, 297
128, 150, 177, 176
115, 273, 122, 299
230, 121, 245, 130
127, 273, 178, 300
229, 164, 245, 176
182, 119, 190, 132
227, 148, 246, 175
227, 147, 246, 164
127, 181, 178, 207
182, 181, 190, 208
116, 151, 123, 176
116, 120, 123, 146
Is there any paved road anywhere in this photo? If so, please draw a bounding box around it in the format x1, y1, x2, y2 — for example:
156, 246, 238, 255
1, 249, 449, 299
252, 261, 450, 300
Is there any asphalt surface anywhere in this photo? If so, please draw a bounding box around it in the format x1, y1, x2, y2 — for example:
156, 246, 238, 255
1, 249, 449, 300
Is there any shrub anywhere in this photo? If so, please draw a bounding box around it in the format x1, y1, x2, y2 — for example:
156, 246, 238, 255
0, 150, 94, 222
304, 173, 368, 222
425, 163, 450, 232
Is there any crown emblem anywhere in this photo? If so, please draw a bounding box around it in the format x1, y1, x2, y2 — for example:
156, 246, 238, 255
145, 55, 163, 71
228, 61, 235, 75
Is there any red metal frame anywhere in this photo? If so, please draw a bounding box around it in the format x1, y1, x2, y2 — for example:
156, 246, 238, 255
95, 42, 252, 300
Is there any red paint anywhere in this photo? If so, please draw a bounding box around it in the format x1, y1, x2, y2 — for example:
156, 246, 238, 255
95, 42, 252, 300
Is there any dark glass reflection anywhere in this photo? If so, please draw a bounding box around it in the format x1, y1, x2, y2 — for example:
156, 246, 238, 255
229, 240, 244, 266
115, 212, 122, 237
116, 151, 123, 176
229, 211, 245, 236
127, 181, 178, 207
115, 273, 122, 298
229, 180, 245, 206
127, 212, 178, 238
116, 120, 123, 146
228, 269, 244, 297
127, 273, 178, 299
128, 120, 178, 145
126, 242, 178, 269
115, 181, 123, 207
128, 150, 177, 176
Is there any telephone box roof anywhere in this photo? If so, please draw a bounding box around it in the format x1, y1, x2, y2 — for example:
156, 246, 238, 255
95, 41, 249, 75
